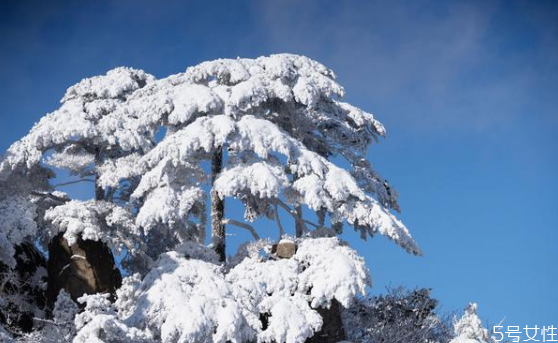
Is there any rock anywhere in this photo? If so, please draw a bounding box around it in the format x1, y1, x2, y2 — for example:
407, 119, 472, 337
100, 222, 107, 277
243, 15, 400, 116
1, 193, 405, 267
46, 233, 121, 307
275, 239, 296, 259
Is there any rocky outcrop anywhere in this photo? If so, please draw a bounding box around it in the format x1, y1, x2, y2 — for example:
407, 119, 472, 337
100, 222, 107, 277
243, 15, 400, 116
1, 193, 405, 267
46, 233, 121, 307
275, 240, 296, 259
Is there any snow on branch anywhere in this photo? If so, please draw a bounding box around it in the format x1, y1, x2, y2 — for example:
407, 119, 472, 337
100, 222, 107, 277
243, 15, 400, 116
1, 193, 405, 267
44, 200, 143, 257
123, 251, 256, 343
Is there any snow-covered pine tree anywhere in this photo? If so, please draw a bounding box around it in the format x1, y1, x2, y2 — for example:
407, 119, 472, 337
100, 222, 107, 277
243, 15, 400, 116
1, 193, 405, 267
0, 54, 428, 343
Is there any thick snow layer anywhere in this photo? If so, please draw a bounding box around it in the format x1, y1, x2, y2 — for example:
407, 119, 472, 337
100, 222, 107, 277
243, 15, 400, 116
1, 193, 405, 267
258, 293, 323, 343
124, 251, 256, 343
101, 238, 368, 343
62, 67, 154, 102
227, 237, 370, 343
97, 153, 142, 189
0, 196, 38, 267
136, 185, 204, 230
74, 293, 152, 343
44, 200, 141, 255
215, 161, 289, 199
0, 67, 156, 174
296, 238, 370, 308
450, 303, 491, 343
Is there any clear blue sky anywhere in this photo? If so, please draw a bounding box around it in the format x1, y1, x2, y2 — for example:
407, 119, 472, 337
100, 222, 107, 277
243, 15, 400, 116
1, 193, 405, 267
1, 0, 556, 333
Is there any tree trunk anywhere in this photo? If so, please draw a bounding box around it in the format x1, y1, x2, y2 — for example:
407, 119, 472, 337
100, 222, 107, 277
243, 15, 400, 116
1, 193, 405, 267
94, 148, 105, 201
317, 208, 326, 227
211, 147, 226, 262
295, 205, 304, 238
306, 299, 346, 343
46, 149, 122, 307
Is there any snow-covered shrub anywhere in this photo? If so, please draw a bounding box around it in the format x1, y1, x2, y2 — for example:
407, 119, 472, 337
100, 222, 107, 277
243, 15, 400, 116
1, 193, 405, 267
0, 242, 48, 336
450, 303, 492, 343
74, 293, 152, 343
342, 287, 453, 343
63, 237, 368, 343
118, 245, 256, 343
228, 237, 369, 343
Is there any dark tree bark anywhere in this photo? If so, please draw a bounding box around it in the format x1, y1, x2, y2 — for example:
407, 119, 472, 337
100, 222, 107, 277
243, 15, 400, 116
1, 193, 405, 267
295, 205, 304, 238
317, 208, 326, 227
211, 147, 226, 262
94, 147, 106, 201
306, 299, 346, 343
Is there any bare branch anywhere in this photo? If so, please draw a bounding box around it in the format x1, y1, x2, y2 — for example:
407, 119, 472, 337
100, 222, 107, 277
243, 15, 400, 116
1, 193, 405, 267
274, 203, 285, 238
302, 219, 320, 229
222, 218, 260, 240
273, 199, 319, 231
53, 178, 94, 188
274, 198, 298, 216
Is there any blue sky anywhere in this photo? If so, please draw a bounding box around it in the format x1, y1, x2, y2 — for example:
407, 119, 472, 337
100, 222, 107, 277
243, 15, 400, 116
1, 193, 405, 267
1, 0, 557, 333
